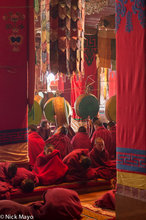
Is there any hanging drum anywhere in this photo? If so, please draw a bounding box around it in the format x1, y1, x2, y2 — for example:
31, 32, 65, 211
28, 95, 43, 125
40, 92, 54, 110
105, 95, 116, 122
44, 97, 72, 126
74, 93, 99, 119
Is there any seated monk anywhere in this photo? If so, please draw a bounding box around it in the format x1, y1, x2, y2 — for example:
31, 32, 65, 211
0, 162, 17, 182
89, 137, 109, 167
10, 167, 39, 188
63, 149, 92, 182
45, 126, 73, 159
71, 126, 92, 151
107, 121, 116, 160
28, 124, 45, 168
33, 144, 68, 185
37, 120, 51, 141
20, 178, 35, 193
38, 188, 82, 220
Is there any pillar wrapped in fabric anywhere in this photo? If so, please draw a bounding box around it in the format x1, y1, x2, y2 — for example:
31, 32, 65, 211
0, 0, 35, 165
74, 93, 99, 119
105, 95, 116, 122
44, 97, 72, 126
28, 95, 43, 126
116, 0, 146, 219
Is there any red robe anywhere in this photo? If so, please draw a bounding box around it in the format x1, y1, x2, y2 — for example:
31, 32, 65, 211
28, 131, 45, 167
39, 188, 82, 220
88, 147, 109, 167
0, 162, 11, 182
109, 126, 116, 159
10, 167, 39, 187
91, 126, 112, 154
0, 200, 34, 217
95, 160, 116, 180
37, 126, 51, 141
71, 132, 92, 151
95, 189, 116, 210
33, 150, 68, 185
63, 149, 95, 182
45, 133, 73, 159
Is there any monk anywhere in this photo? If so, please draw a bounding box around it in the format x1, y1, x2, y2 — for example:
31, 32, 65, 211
10, 167, 39, 188
28, 124, 45, 168
107, 121, 116, 159
63, 149, 93, 182
38, 188, 82, 220
89, 137, 109, 167
45, 126, 73, 159
95, 189, 116, 210
37, 120, 51, 141
33, 144, 68, 185
91, 119, 112, 155
0, 162, 17, 182
0, 200, 35, 218
71, 126, 92, 150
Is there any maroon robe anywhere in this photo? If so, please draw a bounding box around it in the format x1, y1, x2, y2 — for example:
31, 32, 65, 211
0, 200, 35, 217
28, 131, 45, 167
0, 162, 12, 182
95, 160, 116, 180
10, 167, 39, 187
37, 126, 51, 141
88, 147, 109, 168
0, 181, 13, 200
45, 133, 73, 159
71, 132, 92, 151
39, 188, 82, 220
109, 126, 116, 159
33, 149, 68, 185
63, 149, 94, 182
91, 126, 112, 154
95, 189, 116, 210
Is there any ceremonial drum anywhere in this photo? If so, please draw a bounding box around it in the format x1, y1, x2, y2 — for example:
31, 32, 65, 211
44, 97, 72, 126
105, 95, 116, 122
74, 93, 99, 119
28, 95, 43, 125
40, 92, 54, 110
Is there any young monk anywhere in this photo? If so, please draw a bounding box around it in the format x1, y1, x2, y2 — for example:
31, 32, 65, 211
45, 126, 73, 159
89, 137, 109, 167
107, 121, 116, 159
63, 149, 93, 182
38, 188, 83, 220
91, 119, 112, 154
28, 124, 45, 168
33, 144, 68, 185
71, 126, 92, 150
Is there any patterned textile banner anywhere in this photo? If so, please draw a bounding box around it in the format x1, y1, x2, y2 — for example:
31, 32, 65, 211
50, 0, 85, 76
71, 34, 98, 118
116, 0, 146, 199
0, 0, 34, 164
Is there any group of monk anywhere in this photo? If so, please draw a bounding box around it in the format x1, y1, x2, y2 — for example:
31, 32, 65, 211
0, 117, 116, 219
27, 117, 116, 185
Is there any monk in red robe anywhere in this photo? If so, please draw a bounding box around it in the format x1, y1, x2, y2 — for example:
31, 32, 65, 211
0, 200, 35, 218
89, 137, 109, 167
33, 144, 68, 185
37, 120, 51, 141
0, 162, 17, 182
10, 167, 39, 188
63, 149, 94, 182
107, 121, 116, 159
71, 126, 92, 151
45, 126, 73, 159
91, 119, 112, 155
95, 189, 116, 210
38, 188, 82, 220
28, 124, 45, 167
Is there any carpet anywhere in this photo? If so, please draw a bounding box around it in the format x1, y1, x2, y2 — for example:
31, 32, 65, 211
82, 203, 115, 220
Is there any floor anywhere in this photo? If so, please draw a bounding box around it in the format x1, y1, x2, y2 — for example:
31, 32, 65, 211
79, 190, 109, 205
